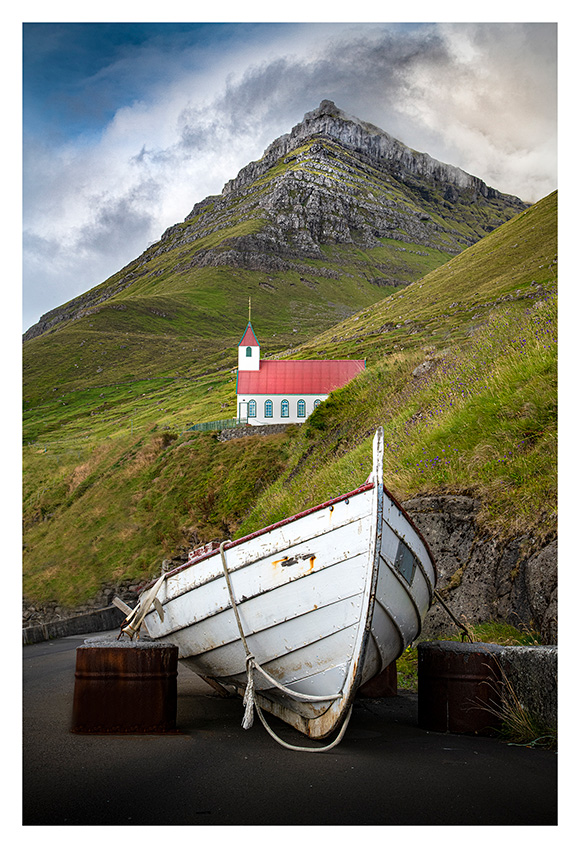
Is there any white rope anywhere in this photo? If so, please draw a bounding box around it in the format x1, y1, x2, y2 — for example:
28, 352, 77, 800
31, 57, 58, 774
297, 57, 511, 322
219, 542, 352, 750
242, 655, 256, 729
247, 655, 343, 703
254, 702, 354, 753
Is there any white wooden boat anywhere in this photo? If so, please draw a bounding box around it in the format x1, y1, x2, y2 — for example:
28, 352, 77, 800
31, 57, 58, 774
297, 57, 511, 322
118, 428, 436, 748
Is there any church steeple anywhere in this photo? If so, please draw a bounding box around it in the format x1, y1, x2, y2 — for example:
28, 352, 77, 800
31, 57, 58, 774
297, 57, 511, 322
238, 301, 260, 372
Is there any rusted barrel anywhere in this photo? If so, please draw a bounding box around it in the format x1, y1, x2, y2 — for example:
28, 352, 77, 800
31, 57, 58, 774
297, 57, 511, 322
71, 638, 178, 734
358, 661, 397, 698
418, 641, 504, 735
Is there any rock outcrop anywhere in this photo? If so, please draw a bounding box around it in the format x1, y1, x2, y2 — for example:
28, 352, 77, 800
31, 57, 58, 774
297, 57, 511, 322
403, 495, 557, 643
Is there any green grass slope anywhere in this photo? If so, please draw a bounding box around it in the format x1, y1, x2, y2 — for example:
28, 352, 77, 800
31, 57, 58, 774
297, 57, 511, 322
22, 192, 557, 607
240, 192, 557, 538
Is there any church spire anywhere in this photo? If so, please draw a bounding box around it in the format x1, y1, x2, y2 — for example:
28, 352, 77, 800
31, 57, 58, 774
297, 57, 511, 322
238, 309, 260, 372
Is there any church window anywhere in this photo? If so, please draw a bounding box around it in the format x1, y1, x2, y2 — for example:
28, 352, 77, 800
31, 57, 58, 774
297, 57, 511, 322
264, 399, 273, 418
281, 399, 289, 418
297, 399, 306, 418
246, 346, 252, 357
313, 399, 321, 409
248, 400, 257, 418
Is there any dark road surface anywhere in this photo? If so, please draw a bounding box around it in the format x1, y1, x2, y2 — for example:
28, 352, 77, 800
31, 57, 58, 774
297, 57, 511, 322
22, 631, 558, 826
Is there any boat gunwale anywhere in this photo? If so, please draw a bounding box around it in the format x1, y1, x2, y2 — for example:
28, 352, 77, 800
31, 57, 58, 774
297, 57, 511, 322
142, 479, 437, 592
146, 481, 374, 587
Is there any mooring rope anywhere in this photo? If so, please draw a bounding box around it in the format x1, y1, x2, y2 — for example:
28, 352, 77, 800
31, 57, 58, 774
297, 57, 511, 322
219, 541, 352, 751
254, 702, 354, 753
433, 588, 474, 642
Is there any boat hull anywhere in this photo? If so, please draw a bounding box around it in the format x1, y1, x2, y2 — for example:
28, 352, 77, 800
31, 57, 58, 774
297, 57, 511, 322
141, 431, 436, 739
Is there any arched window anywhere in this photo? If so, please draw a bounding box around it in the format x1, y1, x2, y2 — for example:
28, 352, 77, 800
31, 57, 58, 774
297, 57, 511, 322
297, 399, 306, 418
246, 346, 252, 357
248, 400, 257, 418
264, 399, 273, 418
281, 399, 289, 418
313, 399, 321, 409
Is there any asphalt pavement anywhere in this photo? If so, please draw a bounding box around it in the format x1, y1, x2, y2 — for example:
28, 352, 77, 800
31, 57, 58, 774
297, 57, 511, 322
22, 630, 558, 826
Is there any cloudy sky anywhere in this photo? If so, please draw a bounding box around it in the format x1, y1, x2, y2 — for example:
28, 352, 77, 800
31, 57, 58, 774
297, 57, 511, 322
21, 15, 558, 333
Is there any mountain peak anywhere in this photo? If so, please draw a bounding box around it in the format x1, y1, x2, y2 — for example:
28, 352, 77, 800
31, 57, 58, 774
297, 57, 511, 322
302, 99, 373, 129
24, 100, 527, 343
222, 100, 510, 202
304, 99, 342, 118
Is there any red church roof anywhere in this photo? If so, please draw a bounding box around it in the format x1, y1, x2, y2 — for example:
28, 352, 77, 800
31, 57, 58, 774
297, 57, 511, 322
239, 323, 260, 347
237, 359, 365, 395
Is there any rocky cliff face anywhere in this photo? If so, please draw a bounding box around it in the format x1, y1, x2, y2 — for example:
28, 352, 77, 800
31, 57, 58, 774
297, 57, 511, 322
404, 495, 557, 643
24, 100, 526, 342
223, 100, 505, 199
151, 101, 525, 289
181, 99, 525, 259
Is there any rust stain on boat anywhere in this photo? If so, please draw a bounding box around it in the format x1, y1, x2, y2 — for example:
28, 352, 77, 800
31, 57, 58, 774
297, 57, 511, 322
271, 553, 316, 569
272, 555, 291, 567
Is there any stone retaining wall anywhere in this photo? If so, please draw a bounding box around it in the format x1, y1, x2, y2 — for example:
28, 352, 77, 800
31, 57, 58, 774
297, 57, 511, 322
23, 604, 126, 645
217, 423, 290, 441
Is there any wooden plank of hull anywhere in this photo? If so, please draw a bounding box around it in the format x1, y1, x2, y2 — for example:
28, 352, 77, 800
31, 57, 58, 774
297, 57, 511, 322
182, 574, 366, 680
169, 556, 367, 671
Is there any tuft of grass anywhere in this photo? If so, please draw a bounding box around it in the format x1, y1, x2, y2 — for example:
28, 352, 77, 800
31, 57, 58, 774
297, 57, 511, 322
480, 664, 557, 750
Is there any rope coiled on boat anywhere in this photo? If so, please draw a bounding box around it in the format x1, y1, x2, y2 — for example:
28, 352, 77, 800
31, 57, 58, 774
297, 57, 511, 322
219, 541, 353, 752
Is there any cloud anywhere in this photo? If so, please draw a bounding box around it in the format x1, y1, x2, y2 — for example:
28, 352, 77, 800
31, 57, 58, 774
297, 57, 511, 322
76, 187, 161, 257
22, 22, 557, 332
393, 23, 558, 200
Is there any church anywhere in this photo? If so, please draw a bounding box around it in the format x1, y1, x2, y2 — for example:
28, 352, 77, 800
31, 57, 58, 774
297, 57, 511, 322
236, 320, 365, 425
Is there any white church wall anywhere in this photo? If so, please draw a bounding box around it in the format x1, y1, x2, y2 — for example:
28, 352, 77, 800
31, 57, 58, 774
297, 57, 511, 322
237, 394, 327, 425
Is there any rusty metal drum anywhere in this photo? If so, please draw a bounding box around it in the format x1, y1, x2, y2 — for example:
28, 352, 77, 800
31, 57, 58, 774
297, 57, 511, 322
71, 638, 178, 734
418, 641, 504, 735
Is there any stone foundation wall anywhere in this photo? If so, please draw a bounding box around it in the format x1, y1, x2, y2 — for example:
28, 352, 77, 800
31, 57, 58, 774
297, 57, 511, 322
23, 580, 141, 631
217, 423, 290, 441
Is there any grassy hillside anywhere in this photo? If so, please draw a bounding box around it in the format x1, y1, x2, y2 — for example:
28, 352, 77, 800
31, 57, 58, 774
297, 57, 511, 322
240, 293, 556, 542
252, 193, 556, 535
23, 428, 294, 604
22, 192, 557, 607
